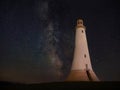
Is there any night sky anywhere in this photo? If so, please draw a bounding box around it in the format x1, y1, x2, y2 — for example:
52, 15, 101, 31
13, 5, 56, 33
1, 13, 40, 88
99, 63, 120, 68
0, 0, 120, 83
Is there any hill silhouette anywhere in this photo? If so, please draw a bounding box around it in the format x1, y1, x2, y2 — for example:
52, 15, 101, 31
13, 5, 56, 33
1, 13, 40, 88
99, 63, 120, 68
0, 81, 120, 89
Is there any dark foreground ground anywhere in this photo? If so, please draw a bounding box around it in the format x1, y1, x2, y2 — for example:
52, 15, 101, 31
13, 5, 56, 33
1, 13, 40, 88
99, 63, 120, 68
0, 81, 120, 89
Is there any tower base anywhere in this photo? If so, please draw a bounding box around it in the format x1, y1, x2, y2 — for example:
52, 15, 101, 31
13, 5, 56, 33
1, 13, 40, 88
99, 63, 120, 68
66, 70, 99, 81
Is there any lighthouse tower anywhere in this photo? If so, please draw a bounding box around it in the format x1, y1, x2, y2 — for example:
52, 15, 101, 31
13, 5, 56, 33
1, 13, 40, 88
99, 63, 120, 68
66, 19, 99, 81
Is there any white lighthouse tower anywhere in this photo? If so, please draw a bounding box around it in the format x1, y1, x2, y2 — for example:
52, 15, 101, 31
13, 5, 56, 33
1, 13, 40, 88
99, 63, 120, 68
66, 19, 99, 81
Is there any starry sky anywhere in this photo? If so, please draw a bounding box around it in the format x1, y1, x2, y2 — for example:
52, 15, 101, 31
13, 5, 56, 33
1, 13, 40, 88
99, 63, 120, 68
0, 0, 120, 83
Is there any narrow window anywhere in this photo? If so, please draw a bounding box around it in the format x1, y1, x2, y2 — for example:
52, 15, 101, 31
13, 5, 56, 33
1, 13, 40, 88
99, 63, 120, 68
82, 30, 84, 33
84, 54, 86, 58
